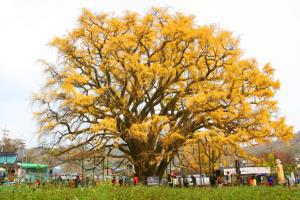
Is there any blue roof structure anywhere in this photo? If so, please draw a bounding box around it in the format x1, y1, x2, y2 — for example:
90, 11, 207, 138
0, 152, 18, 164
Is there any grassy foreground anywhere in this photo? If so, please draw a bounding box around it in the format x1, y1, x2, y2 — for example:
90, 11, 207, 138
1, 185, 300, 200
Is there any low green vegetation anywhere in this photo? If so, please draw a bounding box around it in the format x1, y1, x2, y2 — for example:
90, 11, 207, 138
1, 185, 300, 200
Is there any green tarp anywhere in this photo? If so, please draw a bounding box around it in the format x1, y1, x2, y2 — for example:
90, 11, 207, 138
19, 163, 48, 169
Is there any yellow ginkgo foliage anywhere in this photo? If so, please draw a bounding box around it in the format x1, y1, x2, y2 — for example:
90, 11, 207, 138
34, 7, 293, 178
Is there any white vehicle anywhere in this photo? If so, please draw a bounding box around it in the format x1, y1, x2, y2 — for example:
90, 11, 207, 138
187, 174, 210, 186
55, 173, 78, 180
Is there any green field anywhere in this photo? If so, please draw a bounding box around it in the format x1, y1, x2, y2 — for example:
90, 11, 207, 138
1, 185, 300, 200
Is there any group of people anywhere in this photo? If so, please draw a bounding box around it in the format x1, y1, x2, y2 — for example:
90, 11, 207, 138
167, 174, 191, 187
54, 174, 141, 188
56, 174, 81, 188
28, 166, 296, 189
208, 173, 279, 187
111, 174, 139, 186
211, 174, 278, 187
247, 176, 257, 186
244, 175, 276, 186
28, 178, 46, 188
209, 174, 229, 187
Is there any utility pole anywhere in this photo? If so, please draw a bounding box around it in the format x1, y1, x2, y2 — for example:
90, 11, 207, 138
197, 139, 202, 186
102, 158, 105, 180
106, 155, 109, 177
81, 158, 84, 184
92, 156, 95, 184
169, 159, 172, 174
81, 144, 85, 186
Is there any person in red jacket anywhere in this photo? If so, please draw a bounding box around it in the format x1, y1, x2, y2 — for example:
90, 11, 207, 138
112, 176, 117, 186
70, 179, 75, 188
133, 174, 139, 186
35, 178, 41, 187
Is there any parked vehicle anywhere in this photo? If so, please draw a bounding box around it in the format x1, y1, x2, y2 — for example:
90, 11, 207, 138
54, 173, 78, 181
187, 174, 210, 186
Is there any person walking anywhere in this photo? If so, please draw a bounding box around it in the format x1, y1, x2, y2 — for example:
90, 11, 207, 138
191, 175, 196, 187
133, 174, 139, 186
239, 175, 244, 185
124, 176, 130, 186
247, 177, 252, 186
252, 176, 257, 186
183, 176, 189, 187
35, 178, 41, 188
70, 179, 75, 188
75, 175, 80, 188
57, 175, 63, 184
210, 174, 216, 187
268, 175, 274, 186
217, 176, 223, 187
167, 174, 172, 187
225, 172, 230, 186
178, 176, 182, 188
119, 176, 123, 186
112, 176, 117, 186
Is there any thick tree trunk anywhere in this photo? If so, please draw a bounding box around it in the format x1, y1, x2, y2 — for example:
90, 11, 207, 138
125, 138, 172, 183
156, 159, 169, 178
134, 164, 156, 183
133, 158, 169, 184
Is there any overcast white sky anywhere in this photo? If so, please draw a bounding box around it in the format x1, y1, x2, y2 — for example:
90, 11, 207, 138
0, 0, 299, 147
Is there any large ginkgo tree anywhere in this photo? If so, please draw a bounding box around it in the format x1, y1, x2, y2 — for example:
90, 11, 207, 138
34, 8, 293, 178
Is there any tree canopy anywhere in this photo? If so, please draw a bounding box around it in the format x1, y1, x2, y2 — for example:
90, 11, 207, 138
0, 128, 25, 153
34, 8, 293, 178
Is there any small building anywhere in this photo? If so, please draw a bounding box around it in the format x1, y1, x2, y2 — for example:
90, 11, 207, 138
0, 152, 18, 165
0, 152, 18, 181
0, 153, 51, 183
16, 163, 49, 182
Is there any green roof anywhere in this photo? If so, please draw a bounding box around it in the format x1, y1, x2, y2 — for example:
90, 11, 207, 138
19, 163, 48, 169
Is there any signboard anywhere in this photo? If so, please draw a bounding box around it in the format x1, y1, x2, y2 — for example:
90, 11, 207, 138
147, 176, 160, 186
240, 167, 270, 175
223, 167, 270, 175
